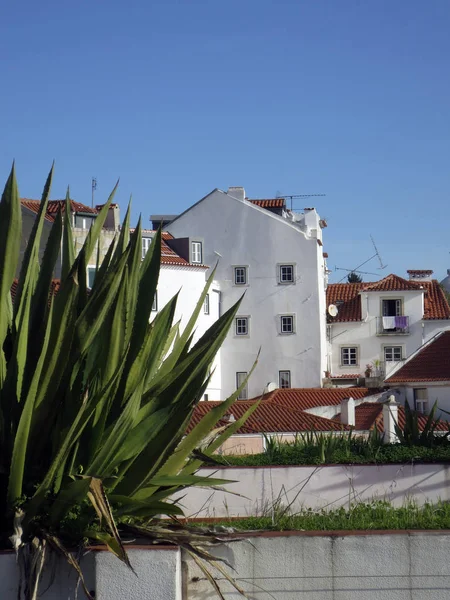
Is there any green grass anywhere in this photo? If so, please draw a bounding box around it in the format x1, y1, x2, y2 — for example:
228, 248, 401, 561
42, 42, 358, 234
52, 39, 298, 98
215, 435, 450, 467
197, 501, 450, 531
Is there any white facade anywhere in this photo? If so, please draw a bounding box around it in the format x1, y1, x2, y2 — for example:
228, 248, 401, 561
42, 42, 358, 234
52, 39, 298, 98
152, 263, 222, 399
328, 276, 450, 382
165, 188, 328, 400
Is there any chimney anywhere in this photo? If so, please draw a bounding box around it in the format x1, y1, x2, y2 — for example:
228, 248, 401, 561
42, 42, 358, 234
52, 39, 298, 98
407, 269, 433, 282
341, 397, 355, 427
96, 203, 120, 231
382, 395, 399, 444
227, 187, 245, 202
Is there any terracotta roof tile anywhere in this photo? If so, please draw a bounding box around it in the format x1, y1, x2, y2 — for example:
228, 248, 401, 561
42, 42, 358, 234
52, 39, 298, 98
21, 199, 55, 222
188, 399, 348, 434
247, 198, 285, 208
327, 277, 450, 322
386, 331, 450, 382
362, 274, 422, 292
346, 402, 449, 433
11, 279, 60, 304
46, 200, 98, 215
407, 270, 433, 275
250, 387, 372, 411
136, 230, 208, 268
331, 374, 361, 379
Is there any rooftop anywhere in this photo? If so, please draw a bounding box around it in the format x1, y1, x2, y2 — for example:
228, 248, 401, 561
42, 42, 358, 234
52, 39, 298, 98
386, 331, 450, 383
21, 198, 99, 222
327, 275, 450, 322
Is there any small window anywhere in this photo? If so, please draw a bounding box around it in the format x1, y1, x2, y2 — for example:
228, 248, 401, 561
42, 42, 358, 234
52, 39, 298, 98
203, 393, 209, 401
280, 315, 295, 334
235, 317, 249, 336
204, 293, 210, 315
384, 346, 402, 362
414, 388, 428, 414
234, 266, 248, 285
142, 237, 152, 259
279, 370, 291, 388
191, 241, 202, 264
236, 372, 248, 400
152, 291, 158, 312
82, 217, 87, 230
279, 264, 294, 284
87, 267, 96, 289
341, 347, 358, 366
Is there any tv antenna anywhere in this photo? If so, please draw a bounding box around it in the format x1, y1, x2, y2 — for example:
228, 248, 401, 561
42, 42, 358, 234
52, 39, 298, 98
276, 193, 326, 211
91, 177, 97, 208
336, 235, 387, 283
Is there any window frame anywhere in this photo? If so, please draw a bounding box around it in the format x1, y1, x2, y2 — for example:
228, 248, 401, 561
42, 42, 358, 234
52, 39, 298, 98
152, 291, 158, 312
341, 346, 359, 366
235, 316, 249, 336
234, 266, 248, 286
384, 346, 403, 362
236, 372, 248, 400
280, 314, 295, 334
279, 370, 291, 389
414, 388, 428, 414
142, 236, 152, 259
191, 241, 203, 264
203, 293, 210, 315
87, 266, 97, 289
278, 263, 295, 284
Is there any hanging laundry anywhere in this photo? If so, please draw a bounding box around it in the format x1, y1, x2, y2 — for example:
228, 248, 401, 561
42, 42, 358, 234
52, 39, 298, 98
395, 315, 408, 329
382, 316, 396, 329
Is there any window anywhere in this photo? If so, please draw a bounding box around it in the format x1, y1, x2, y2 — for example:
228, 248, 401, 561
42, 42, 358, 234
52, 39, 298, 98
82, 218, 87, 230
234, 266, 248, 285
204, 293, 210, 315
280, 315, 295, 334
235, 317, 249, 336
279, 370, 291, 389
142, 237, 152, 259
87, 267, 96, 289
279, 264, 294, 284
152, 291, 158, 312
414, 388, 428, 414
384, 346, 402, 362
382, 298, 402, 316
191, 241, 202, 264
203, 393, 209, 401
341, 347, 358, 366
236, 372, 248, 400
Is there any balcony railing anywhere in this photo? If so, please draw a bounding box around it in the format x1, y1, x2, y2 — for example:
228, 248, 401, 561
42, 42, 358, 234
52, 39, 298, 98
376, 316, 410, 335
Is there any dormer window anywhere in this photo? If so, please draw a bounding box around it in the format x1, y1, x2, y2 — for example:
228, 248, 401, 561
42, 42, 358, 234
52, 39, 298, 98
191, 241, 202, 264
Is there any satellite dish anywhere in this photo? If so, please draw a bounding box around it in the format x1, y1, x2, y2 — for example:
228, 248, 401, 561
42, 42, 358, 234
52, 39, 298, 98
328, 304, 339, 317
263, 382, 278, 394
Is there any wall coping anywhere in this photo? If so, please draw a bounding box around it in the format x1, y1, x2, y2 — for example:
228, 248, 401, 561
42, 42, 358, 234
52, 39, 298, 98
200, 461, 450, 470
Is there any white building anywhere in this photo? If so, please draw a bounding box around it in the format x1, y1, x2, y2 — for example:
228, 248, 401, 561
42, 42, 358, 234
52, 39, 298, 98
141, 230, 222, 399
158, 186, 329, 400
327, 270, 450, 384
385, 330, 450, 417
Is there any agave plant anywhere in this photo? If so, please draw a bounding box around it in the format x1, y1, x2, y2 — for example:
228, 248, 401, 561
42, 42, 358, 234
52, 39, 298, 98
0, 164, 258, 599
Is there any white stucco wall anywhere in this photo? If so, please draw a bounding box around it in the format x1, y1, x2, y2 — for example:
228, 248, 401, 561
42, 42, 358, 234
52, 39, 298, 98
390, 383, 450, 418
176, 463, 450, 518
185, 532, 450, 599
329, 289, 450, 378
152, 265, 221, 398
167, 190, 328, 398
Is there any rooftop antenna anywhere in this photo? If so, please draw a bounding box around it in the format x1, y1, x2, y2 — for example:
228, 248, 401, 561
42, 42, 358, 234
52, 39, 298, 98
335, 235, 388, 283
276, 193, 326, 211
91, 177, 97, 208
370, 234, 387, 269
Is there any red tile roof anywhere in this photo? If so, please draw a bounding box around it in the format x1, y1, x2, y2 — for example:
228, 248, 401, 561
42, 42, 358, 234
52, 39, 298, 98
407, 270, 433, 275
11, 279, 60, 304
362, 274, 422, 292
347, 402, 448, 433
251, 387, 372, 412
21, 198, 99, 221
247, 198, 285, 208
386, 331, 450, 383
189, 399, 347, 435
331, 374, 361, 379
327, 277, 450, 322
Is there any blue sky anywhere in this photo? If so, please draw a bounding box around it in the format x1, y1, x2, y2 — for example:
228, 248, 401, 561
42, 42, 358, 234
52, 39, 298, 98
1, 0, 450, 283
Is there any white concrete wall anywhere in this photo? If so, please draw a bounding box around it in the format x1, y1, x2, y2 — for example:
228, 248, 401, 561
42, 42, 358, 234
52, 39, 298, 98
391, 383, 450, 418
185, 532, 450, 599
176, 463, 450, 518
152, 265, 221, 398
0, 547, 180, 600
167, 189, 328, 398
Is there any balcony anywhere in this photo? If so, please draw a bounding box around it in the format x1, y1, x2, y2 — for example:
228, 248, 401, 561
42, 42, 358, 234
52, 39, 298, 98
376, 316, 410, 335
